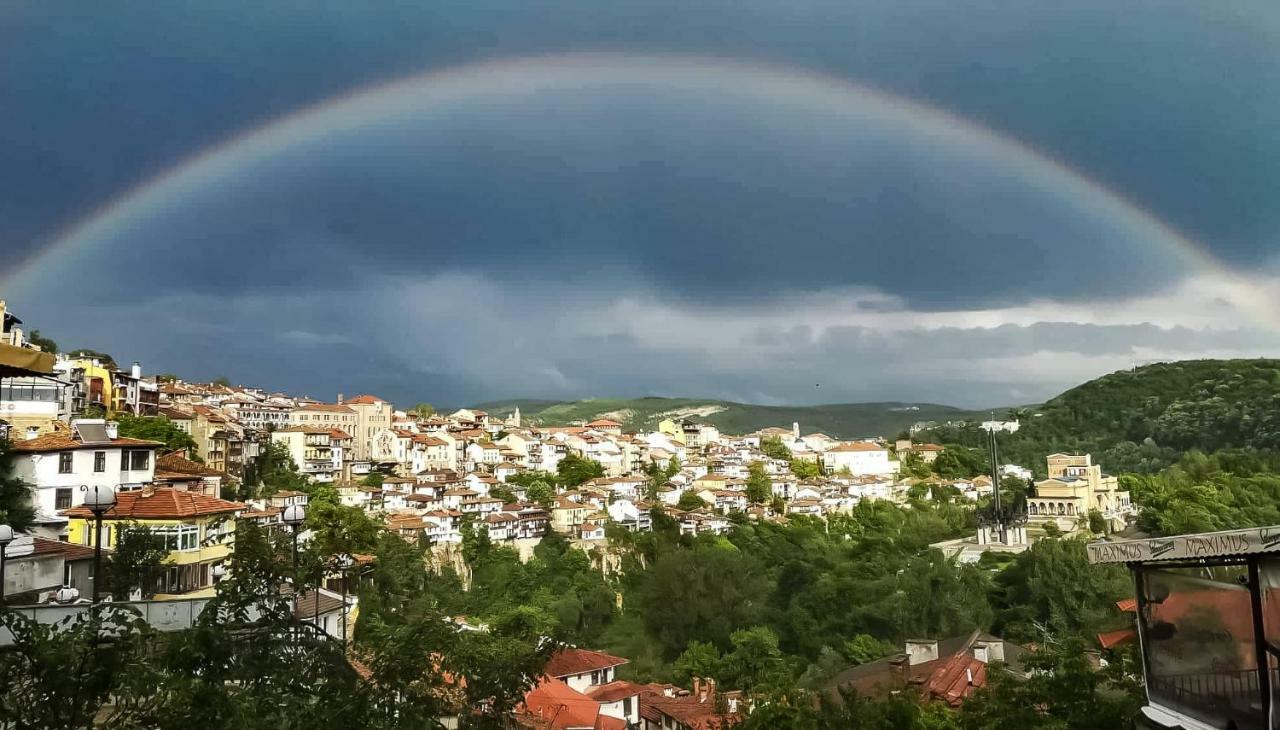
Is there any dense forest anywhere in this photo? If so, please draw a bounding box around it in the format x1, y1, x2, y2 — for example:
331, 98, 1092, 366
918, 359, 1280, 475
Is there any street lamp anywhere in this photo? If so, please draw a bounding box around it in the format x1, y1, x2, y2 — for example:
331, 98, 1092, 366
281, 505, 306, 632
0, 523, 14, 604
334, 553, 355, 644
82, 485, 117, 604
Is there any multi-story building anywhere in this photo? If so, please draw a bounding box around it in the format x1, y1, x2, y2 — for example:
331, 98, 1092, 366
824, 442, 898, 477
227, 398, 292, 431
110, 362, 159, 416
0, 375, 67, 436
1027, 453, 1133, 534
341, 394, 394, 462
63, 486, 242, 599
9, 419, 162, 539
271, 426, 339, 482
288, 402, 358, 434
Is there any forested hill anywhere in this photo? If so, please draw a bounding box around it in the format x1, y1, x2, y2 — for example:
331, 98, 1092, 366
924, 359, 1280, 474
474, 397, 985, 439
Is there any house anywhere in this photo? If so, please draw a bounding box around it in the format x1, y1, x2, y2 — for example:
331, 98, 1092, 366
519, 678, 626, 730
551, 497, 593, 533
153, 450, 223, 497
484, 512, 518, 541
0, 535, 96, 602
545, 648, 629, 693
341, 394, 395, 462
271, 426, 339, 482
606, 499, 653, 532
63, 486, 244, 599
586, 681, 646, 728
585, 418, 624, 435
824, 441, 898, 477
9, 419, 163, 539
637, 678, 744, 730
578, 522, 605, 541
825, 631, 1026, 709
1027, 453, 1133, 534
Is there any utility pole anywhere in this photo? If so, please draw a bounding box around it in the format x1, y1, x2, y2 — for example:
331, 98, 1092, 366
988, 413, 1006, 544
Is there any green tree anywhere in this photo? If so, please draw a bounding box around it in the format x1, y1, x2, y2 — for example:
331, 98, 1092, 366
677, 490, 709, 511
211, 376, 232, 387
411, 403, 436, 418
104, 522, 173, 600
636, 545, 770, 657
745, 462, 772, 504
526, 479, 555, 507
721, 626, 787, 691
673, 640, 723, 685
113, 413, 199, 455
361, 472, 385, 488
760, 436, 792, 461
0, 437, 35, 531
253, 440, 311, 494
66, 348, 117, 369
790, 458, 822, 479
25, 329, 57, 353
556, 454, 605, 487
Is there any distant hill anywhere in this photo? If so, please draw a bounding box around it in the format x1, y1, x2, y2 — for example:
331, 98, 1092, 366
473, 396, 986, 439
918, 359, 1280, 473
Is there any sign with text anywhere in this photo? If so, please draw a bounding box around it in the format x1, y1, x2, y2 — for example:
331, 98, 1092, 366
1087, 525, 1280, 564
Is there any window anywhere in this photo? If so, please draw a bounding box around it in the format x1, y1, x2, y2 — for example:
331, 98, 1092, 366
55, 488, 72, 510
147, 524, 201, 551
623, 697, 632, 716
58, 451, 73, 474
121, 450, 150, 471
93, 451, 106, 472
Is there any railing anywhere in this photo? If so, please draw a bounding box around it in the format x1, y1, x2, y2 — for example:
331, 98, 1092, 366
1148, 668, 1268, 729
0, 597, 246, 647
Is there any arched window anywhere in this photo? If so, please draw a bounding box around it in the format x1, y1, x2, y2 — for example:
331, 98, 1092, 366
1067, 504, 1075, 516
1028, 503, 1038, 516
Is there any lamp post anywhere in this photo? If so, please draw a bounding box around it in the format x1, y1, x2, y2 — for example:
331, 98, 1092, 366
281, 504, 306, 636
0, 523, 14, 604
334, 553, 354, 644
82, 485, 117, 604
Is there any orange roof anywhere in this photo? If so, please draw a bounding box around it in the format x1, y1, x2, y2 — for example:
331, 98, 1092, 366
545, 648, 628, 678
344, 394, 385, 405
1097, 628, 1137, 649
62, 488, 244, 520
521, 678, 601, 729
1116, 598, 1137, 612
586, 419, 622, 427
922, 651, 987, 707
586, 681, 645, 703
329, 429, 352, 439
829, 442, 885, 453
11, 433, 163, 453
157, 450, 221, 477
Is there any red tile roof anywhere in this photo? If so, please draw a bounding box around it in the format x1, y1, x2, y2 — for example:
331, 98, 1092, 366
922, 651, 987, 707
11, 433, 163, 453
586, 680, 645, 703
157, 450, 221, 477
829, 442, 885, 453
31, 537, 96, 561
544, 648, 628, 679
1097, 628, 1137, 649
521, 678, 601, 729
62, 488, 244, 519
295, 403, 355, 413
344, 394, 385, 405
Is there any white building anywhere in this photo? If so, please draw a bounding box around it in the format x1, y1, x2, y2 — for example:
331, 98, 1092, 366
9, 419, 162, 538
824, 442, 898, 477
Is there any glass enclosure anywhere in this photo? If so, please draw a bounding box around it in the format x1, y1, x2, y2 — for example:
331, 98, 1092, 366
1139, 564, 1266, 729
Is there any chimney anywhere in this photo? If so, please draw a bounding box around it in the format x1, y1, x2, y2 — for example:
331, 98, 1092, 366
705, 678, 716, 703
905, 639, 939, 666
131, 361, 141, 379
965, 667, 974, 685
105, 421, 119, 439
25, 426, 40, 441
337, 393, 344, 404
141, 484, 155, 498
692, 678, 701, 698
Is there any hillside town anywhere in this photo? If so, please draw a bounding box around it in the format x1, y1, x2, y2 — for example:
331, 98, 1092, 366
0, 298, 1165, 729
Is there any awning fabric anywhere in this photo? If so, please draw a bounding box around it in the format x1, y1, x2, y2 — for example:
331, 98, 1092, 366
0, 342, 56, 378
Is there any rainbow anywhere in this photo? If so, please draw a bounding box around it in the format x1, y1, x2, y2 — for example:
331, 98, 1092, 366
6, 52, 1275, 327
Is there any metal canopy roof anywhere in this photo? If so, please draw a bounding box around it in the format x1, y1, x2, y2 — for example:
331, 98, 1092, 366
0, 342, 55, 379
1087, 525, 1280, 564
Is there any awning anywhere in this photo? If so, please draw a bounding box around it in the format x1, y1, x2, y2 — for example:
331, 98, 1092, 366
0, 342, 56, 378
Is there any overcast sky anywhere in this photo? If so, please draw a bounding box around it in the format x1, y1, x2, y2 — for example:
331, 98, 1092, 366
2, 1, 1279, 407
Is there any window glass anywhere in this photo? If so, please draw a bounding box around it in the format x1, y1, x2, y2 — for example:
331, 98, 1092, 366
55, 488, 72, 510
1139, 566, 1263, 729
131, 450, 150, 471
58, 451, 73, 473
93, 451, 106, 472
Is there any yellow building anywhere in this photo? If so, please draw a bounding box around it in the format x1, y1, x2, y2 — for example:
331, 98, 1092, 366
550, 496, 592, 533
657, 418, 686, 445
1027, 453, 1133, 535
64, 486, 243, 599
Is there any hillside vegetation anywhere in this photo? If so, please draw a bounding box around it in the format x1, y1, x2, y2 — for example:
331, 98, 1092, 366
476, 396, 984, 439
922, 359, 1280, 474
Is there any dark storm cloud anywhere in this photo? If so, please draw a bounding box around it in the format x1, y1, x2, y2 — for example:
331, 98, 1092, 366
3, 0, 1278, 268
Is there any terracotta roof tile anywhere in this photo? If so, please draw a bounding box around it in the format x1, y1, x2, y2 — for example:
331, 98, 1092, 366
11, 433, 163, 453
61, 488, 243, 519
545, 648, 628, 678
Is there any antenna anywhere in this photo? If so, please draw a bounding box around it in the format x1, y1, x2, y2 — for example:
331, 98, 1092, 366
988, 412, 1006, 544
